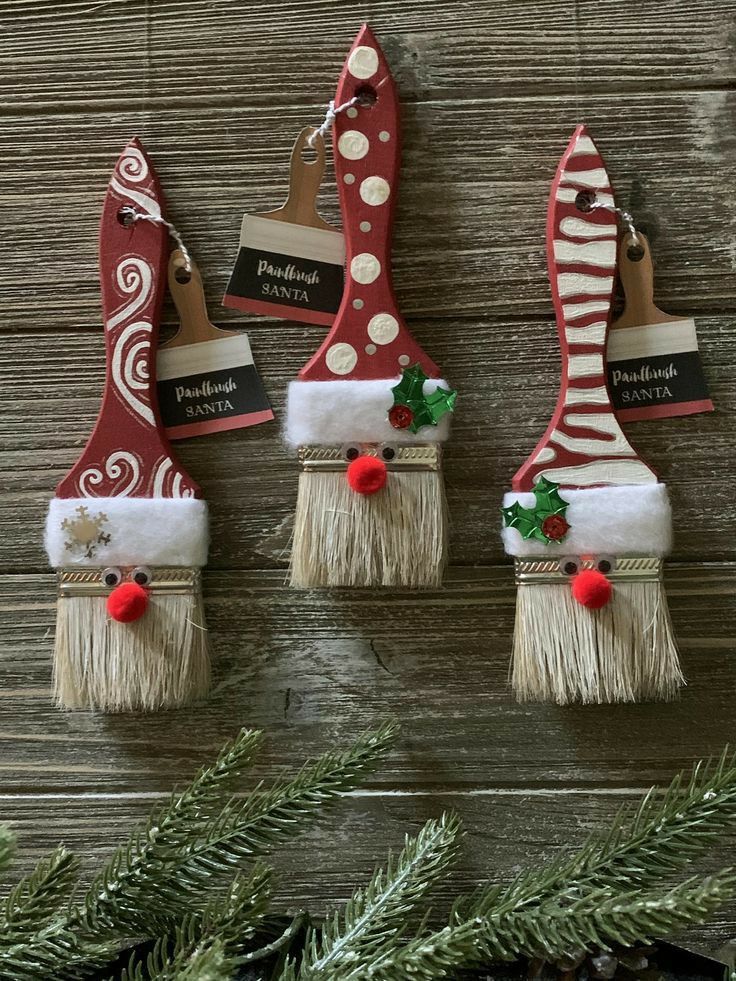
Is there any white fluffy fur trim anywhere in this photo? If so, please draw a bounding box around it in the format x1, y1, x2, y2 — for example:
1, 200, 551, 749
46, 498, 209, 568
502, 484, 672, 557
284, 379, 453, 447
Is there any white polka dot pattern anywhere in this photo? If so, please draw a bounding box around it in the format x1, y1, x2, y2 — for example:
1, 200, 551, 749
351, 253, 381, 284
299, 30, 442, 383
359, 176, 390, 206
367, 313, 399, 345
338, 131, 369, 160
325, 342, 358, 375
347, 45, 379, 79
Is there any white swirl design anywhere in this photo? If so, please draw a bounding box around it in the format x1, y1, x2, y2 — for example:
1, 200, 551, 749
79, 451, 141, 497
107, 257, 153, 331
111, 321, 155, 426
109, 146, 161, 217
153, 457, 195, 498
118, 146, 148, 183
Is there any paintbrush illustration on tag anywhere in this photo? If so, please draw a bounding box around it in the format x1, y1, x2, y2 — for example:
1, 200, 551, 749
223, 127, 345, 325
158, 249, 273, 439
501, 126, 682, 705
608, 230, 713, 422
285, 25, 457, 588
44, 140, 210, 713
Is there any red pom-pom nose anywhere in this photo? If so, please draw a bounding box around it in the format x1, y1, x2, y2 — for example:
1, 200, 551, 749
107, 582, 149, 623
346, 455, 387, 495
571, 568, 613, 609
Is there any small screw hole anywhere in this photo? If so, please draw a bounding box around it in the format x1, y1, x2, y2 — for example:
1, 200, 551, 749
117, 207, 136, 227
575, 191, 596, 213
626, 243, 645, 262
174, 266, 192, 284
355, 85, 377, 107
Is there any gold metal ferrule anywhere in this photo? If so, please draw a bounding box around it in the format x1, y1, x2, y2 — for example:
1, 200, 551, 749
514, 556, 663, 586
298, 444, 441, 473
57, 567, 201, 597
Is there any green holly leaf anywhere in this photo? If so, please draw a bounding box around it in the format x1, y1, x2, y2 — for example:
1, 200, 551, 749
391, 364, 428, 404
502, 501, 549, 544
501, 477, 571, 545
390, 365, 458, 434
531, 476, 568, 517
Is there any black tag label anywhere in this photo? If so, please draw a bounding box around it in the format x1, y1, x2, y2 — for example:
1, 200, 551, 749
157, 335, 273, 439
607, 319, 713, 421
225, 246, 344, 316
608, 350, 711, 411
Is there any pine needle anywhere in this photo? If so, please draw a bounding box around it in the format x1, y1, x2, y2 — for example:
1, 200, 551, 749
469, 749, 736, 920
291, 812, 461, 980
0, 848, 79, 941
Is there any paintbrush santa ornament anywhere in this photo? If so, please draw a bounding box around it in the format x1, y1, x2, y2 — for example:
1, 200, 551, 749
502, 126, 682, 704
286, 25, 456, 588
45, 139, 209, 712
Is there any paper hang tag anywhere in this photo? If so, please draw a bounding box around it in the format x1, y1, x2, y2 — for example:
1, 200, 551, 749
609, 231, 713, 422
158, 250, 274, 440
223, 127, 345, 326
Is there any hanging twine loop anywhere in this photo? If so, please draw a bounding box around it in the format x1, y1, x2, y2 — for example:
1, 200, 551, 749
307, 96, 360, 147
119, 206, 192, 272
589, 201, 640, 247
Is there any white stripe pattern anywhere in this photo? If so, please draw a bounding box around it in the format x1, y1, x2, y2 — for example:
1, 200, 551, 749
559, 217, 617, 239
533, 447, 557, 464
563, 412, 625, 436
540, 459, 658, 486
562, 299, 610, 321
564, 385, 611, 406
568, 353, 604, 379
553, 239, 616, 267
550, 427, 634, 457
557, 273, 614, 298
568, 136, 597, 157
560, 168, 611, 189
564, 321, 607, 345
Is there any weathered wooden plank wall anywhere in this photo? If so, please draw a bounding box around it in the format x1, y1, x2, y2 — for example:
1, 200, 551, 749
1, 0, 736, 957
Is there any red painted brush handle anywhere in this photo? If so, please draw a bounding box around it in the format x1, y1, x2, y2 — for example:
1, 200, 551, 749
300, 25, 439, 382
56, 139, 200, 499
513, 126, 655, 491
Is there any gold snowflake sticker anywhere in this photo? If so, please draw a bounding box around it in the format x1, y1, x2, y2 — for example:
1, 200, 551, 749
61, 505, 111, 559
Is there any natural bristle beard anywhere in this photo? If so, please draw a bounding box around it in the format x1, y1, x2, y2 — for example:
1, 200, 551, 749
511, 558, 682, 705
53, 580, 209, 712
290, 469, 448, 588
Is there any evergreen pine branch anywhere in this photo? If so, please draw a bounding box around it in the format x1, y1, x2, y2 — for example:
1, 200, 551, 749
80, 727, 264, 933
170, 721, 398, 886
0, 828, 15, 879
290, 812, 461, 980
120, 865, 271, 981
0, 724, 397, 980
469, 749, 736, 920
357, 873, 736, 980
0, 848, 79, 941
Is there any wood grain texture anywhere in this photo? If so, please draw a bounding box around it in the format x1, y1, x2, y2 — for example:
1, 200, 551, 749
2, 0, 736, 957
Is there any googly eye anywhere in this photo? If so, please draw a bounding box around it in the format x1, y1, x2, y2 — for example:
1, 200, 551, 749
596, 555, 616, 575
341, 443, 362, 462
559, 557, 580, 577
379, 443, 398, 462
132, 566, 152, 586
101, 567, 122, 588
